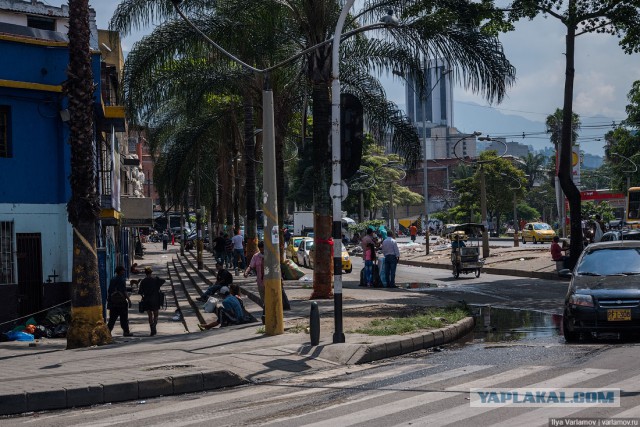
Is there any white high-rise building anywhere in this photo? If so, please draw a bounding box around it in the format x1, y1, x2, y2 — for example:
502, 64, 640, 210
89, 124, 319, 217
405, 58, 454, 128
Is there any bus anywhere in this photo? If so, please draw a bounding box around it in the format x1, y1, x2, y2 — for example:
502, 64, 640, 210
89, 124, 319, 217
627, 187, 640, 227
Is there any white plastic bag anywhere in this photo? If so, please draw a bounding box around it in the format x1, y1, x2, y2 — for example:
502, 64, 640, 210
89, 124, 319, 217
204, 297, 219, 313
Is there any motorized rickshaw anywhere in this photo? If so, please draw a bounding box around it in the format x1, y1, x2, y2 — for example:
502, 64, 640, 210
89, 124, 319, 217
445, 223, 485, 279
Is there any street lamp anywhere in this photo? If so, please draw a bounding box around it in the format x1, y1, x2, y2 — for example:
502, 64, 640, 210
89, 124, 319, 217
393, 67, 451, 254
331, 2, 399, 344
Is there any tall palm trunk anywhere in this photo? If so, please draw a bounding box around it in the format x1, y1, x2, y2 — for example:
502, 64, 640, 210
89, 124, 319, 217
243, 94, 258, 258
65, 0, 111, 348
310, 81, 333, 299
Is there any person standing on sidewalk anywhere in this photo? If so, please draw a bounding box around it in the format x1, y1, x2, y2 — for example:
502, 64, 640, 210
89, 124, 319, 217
361, 228, 376, 287
381, 231, 400, 288
213, 232, 226, 264
409, 224, 417, 242
162, 231, 169, 250
138, 267, 166, 336
107, 266, 132, 336
224, 233, 234, 268
232, 228, 246, 270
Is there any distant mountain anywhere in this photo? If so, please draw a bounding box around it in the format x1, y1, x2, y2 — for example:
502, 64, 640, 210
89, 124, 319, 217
453, 101, 613, 156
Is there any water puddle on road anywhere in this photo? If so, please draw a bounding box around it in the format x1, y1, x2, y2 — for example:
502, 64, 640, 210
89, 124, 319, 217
470, 305, 562, 342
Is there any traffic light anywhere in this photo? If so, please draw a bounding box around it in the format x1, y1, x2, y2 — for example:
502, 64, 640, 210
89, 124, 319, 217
340, 93, 363, 180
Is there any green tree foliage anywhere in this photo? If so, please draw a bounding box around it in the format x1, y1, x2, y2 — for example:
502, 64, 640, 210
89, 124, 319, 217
343, 140, 424, 219
499, 0, 640, 267
605, 81, 640, 191
582, 201, 616, 222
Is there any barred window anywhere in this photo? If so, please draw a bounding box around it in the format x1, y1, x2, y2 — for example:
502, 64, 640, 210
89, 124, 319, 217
0, 221, 15, 285
0, 106, 10, 158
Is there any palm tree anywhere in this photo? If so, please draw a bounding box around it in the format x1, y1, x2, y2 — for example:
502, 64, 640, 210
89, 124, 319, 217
520, 152, 547, 190
65, 0, 111, 348
111, 0, 516, 300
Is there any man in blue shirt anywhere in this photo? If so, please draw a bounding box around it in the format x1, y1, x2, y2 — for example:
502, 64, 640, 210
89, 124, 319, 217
381, 231, 400, 288
198, 285, 244, 330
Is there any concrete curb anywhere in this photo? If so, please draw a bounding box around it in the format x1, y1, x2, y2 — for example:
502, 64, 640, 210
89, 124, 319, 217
296, 316, 475, 365
0, 370, 247, 416
400, 259, 566, 281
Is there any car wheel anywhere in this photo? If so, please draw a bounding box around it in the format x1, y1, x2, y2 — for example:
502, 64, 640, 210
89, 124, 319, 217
562, 313, 579, 343
345, 267, 352, 274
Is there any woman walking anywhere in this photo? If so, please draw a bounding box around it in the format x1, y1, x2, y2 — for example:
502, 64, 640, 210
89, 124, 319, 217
138, 267, 166, 336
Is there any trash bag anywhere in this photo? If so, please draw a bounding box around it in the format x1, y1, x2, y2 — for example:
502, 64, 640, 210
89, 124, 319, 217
4, 331, 35, 342
204, 297, 219, 313
281, 259, 305, 280
33, 325, 52, 339
43, 307, 69, 327
52, 324, 68, 338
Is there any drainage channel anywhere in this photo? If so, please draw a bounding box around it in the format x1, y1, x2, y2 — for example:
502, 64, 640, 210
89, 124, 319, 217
470, 305, 563, 343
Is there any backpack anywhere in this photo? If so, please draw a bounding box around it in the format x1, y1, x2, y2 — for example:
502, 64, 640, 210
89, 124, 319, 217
225, 238, 234, 252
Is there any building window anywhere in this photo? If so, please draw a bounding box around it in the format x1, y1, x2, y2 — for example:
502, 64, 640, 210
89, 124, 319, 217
0, 221, 15, 285
27, 15, 56, 31
0, 106, 10, 158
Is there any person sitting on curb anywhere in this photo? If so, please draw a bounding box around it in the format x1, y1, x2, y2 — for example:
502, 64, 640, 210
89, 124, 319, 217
551, 236, 569, 268
198, 285, 244, 330
197, 261, 233, 302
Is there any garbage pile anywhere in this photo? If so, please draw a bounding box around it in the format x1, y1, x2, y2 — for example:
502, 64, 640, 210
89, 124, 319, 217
1, 306, 71, 342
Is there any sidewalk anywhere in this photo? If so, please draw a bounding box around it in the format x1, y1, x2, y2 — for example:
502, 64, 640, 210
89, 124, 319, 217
0, 240, 555, 416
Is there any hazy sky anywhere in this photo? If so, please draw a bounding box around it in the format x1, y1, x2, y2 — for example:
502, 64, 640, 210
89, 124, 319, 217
43, 0, 640, 154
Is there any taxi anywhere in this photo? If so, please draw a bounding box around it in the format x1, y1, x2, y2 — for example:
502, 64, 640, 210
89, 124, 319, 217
521, 222, 556, 244
309, 245, 353, 273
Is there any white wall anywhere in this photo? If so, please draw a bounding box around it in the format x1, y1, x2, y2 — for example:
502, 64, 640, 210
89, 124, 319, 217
0, 203, 72, 283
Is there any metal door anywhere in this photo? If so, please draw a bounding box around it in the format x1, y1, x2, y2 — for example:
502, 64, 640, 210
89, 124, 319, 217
16, 233, 43, 316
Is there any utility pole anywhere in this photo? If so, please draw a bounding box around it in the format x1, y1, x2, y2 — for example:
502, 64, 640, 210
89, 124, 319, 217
479, 165, 490, 258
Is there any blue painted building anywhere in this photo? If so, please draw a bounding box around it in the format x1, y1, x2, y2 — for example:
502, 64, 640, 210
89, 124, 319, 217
0, 0, 128, 325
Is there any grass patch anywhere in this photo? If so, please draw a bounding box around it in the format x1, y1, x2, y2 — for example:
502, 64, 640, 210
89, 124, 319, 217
285, 323, 308, 334
354, 306, 470, 336
255, 326, 265, 334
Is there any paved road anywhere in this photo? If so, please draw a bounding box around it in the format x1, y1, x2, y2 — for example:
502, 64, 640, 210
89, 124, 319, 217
9, 338, 639, 427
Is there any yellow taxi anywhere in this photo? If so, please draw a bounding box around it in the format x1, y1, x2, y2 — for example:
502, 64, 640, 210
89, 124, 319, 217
309, 246, 353, 273
521, 222, 556, 244
286, 236, 305, 261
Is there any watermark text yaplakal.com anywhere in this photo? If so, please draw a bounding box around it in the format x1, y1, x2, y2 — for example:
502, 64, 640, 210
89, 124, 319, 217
470, 388, 620, 407
549, 418, 639, 426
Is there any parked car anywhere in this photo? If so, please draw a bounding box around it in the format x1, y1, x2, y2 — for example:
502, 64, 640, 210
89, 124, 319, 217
562, 240, 640, 342
521, 222, 556, 244
308, 246, 353, 273
286, 236, 305, 261
296, 238, 314, 267
600, 229, 640, 242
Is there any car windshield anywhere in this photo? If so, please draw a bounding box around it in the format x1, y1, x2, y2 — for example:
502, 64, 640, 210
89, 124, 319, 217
293, 238, 303, 247
533, 223, 551, 230
576, 247, 640, 276
306, 241, 314, 250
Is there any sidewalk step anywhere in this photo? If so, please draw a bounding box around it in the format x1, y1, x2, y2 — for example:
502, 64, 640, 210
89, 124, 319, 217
170, 259, 206, 328
163, 262, 190, 333
185, 250, 264, 308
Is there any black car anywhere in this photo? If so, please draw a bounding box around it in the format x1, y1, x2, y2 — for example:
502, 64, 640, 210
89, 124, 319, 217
563, 241, 640, 342
600, 229, 640, 242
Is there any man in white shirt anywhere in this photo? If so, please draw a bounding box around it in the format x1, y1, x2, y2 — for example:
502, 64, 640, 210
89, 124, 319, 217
381, 231, 400, 288
231, 229, 246, 270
